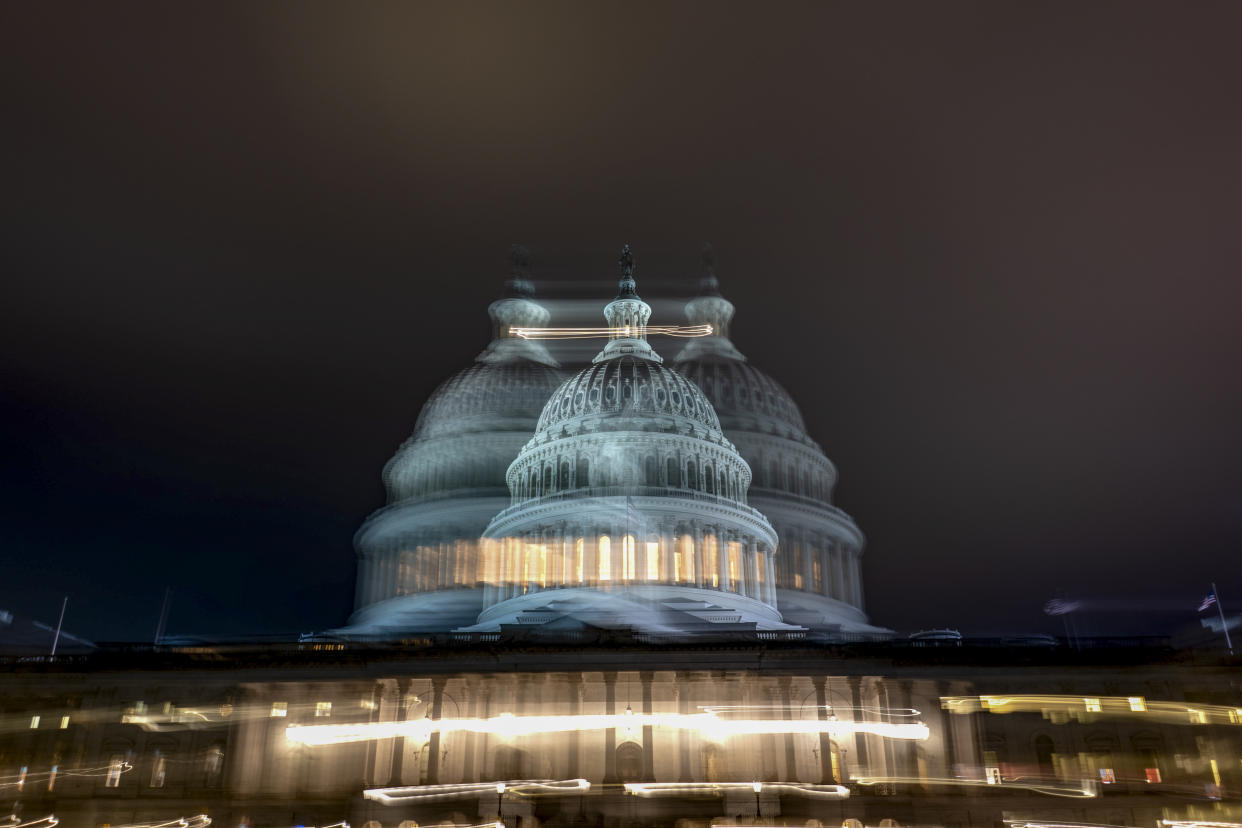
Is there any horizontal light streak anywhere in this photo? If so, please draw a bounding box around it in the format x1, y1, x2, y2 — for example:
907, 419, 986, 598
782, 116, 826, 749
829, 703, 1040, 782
625, 781, 849, 799
107, 818, 212, 828
1006, 822, 1137, 828
1, 817, 59, 828
511, 325, 712, 340
942, 694, 1242, 725
1160, 823, 1242, 828
365, 778, 589, 804
853, 776, 1097, 799
287, 711, 928, 747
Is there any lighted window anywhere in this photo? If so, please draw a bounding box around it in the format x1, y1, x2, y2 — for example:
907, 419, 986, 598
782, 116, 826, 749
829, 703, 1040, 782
985, 766, 1001, 784
1084, 698, 1101, 712
598, 536, 611, 580
812, 551, 822, 592
106, 756, 125, 787
29, 715, 39, 729
1129, 697, 1146, 712
575, 538, 584, 582
622, 535, 636, 580
59, 715, 70, 729
360, 697, 377, 711
646, 542, 660, 580
1145, 767, 1162, 783
270, 702, 288, 717
728, 542, 741, 590
705, 534, 719, 587
1190, 709, 1207, 724
315, 702, 332, 717
1098, 767, 1115, 784
678, 535, 693, 582
150, 753, 166, 788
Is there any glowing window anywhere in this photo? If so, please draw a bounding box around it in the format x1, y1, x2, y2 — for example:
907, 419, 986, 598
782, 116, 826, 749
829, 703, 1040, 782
678, 535, 693, 582
1145, 767, 1162, 783
598, 536, 611, 581
646, 542, 660, 580
728, 542, 741, 590
59, 715, 70, 729
1084, 698, 1101, 712
315, 702, 332, 718
270, 702, 288, 717
622, 536, 636, 580
812, 550, 822, 592
150, 753, 166, 788
1128, 697, 1146, 712
106, 756, 125, 787
705, 534, 719, 587
575, 538, 584, 582
1098, 767, 1115, 784
29, 716, 39, 729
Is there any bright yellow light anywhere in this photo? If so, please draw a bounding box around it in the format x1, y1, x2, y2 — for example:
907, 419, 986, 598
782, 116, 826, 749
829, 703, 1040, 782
511, 325, 713, 340
287, 710, 929, 747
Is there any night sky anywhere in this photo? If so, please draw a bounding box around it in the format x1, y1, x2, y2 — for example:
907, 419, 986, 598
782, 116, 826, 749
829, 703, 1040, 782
4, 2, 1242, 642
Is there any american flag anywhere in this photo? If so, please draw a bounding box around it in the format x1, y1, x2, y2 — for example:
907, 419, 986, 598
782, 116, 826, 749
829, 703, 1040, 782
1199, 591, 1217, 612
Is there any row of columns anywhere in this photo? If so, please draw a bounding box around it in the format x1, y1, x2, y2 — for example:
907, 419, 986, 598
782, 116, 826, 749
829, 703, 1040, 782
773, 528, 863, 607
481, 519, 777, 608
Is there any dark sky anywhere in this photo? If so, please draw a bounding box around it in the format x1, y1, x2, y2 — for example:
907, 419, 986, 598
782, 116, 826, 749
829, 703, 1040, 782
4, 2, 1241, 642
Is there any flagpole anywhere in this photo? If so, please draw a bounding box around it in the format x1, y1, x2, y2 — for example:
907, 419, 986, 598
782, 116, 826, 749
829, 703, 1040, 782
50, 596, 67, 657
1213, 582, 1233, 655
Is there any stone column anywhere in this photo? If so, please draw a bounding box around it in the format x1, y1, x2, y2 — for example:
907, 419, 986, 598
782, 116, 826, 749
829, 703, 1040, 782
426, 677, 446, 784
813, 676, 834, 784
778, 676, 797, 782
641, 671, 655, 780
568, 674, 583, 779
603, 672, 619, 783
716, 528, 729, 591
693, 524, 705, 588
676, 673, 692, 782
849, 676, 869, 774
800, 533, 814, 593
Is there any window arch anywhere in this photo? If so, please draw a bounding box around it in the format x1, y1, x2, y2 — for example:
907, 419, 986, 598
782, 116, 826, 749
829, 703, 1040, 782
576, 457, 590, 488
667, 457, 680, 487
704, 464, 715, 494
559, 460, 570, 490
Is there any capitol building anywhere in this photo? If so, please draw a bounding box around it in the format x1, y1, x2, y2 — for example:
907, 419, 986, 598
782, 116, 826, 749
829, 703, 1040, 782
5, 247, 1240, 828
345, 245, 884, 640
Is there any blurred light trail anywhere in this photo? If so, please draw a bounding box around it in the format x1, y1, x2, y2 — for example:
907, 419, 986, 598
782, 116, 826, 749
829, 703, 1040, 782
511, 324, 712, 339
853, 776, 1097, 798
941, 694, 1242, 725
108, 818, 212, 828
286, 710, 929, 746
365, 779, 589, 804
0, 817, 59, 828
624, 781, 849, 799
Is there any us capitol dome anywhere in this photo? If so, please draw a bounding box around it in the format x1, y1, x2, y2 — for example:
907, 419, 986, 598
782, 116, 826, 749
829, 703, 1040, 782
338, 245, 887, 638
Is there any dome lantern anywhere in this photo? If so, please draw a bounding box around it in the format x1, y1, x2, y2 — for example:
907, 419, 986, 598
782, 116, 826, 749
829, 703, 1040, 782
597, 244, 662, 364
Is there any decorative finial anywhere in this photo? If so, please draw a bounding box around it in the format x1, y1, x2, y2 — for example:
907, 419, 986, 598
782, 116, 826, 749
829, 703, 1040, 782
505, 244, 535, 298
615, 243, 639, 299
619, 244, 635, 278
699, 242, 721, 297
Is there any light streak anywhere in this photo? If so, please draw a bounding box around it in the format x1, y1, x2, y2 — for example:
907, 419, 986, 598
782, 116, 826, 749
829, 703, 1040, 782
1160, 823, 1242, 828
624, 781, 848, 800
286, 710, 929, 747
853, 776, 1097, 799
365, 778, 589, 804
0, 817, 58, 828
511, 324, 712, 340
106, 818, 212, 828
1005, 822, 1137, 828
942, 695, 1242, 726
0, 762, 131, 790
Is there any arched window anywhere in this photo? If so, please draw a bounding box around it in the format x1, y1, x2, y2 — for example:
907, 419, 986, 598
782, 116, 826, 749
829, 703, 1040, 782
598, 535, 612, 581
667, 457, 680, 487
577, 457, 590, 488
704, 464, 715, 494
622, 535, 636, 580
687, 463, 698, 490
543, 465, 553, 493
559, 461, 570, 490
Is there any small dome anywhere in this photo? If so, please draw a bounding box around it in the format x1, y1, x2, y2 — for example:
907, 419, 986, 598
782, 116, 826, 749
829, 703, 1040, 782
676, 357, 807, 436
414, 360, 564, 441
536, 355, 721, 434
